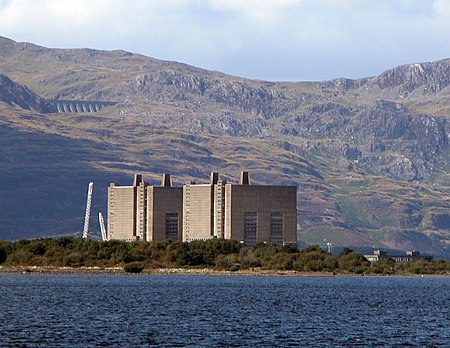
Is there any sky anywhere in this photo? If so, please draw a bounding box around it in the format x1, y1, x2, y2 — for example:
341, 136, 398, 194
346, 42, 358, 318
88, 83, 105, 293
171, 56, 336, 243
0, 0, 449, 82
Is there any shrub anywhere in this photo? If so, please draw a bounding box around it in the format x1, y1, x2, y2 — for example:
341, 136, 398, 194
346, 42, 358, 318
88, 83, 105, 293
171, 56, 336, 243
337, 248, 369, 272
215, 253, 238, 269
238, 249, 261, 268
123, 252, 146, 263
354, 267, 365, 274
229, 265, 240, 272
123, 262, 144, 274
63, 253, 85, 267
265, 252, 294, 270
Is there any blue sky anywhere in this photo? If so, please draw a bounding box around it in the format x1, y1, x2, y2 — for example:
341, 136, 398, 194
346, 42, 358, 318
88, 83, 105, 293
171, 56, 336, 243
0, 0, 449, 81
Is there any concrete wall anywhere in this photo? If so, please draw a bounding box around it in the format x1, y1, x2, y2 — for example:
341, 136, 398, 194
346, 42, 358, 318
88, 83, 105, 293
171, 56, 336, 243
224, 185, 297, 246
147, 186, 183, 242
107, 185, 138, 241
183, 184, 214, 242
52, 100, 116, 113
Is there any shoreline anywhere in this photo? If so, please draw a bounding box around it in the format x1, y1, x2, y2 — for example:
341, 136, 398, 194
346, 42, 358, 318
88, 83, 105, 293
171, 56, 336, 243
1, 266, 448, 276
0, 266, 334, 276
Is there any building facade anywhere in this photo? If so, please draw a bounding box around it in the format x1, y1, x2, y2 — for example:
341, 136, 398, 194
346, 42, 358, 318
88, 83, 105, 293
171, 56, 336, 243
107, 172, 297, 246
182, 172, 226, 242
364, 249, 433, 262
108, 174, 182, 242
224, 184, 297, 246
107, 174, 146, 242
146, 175, 183, 242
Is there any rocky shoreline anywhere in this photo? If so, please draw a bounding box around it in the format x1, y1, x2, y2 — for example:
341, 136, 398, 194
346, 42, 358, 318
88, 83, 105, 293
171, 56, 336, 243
2, 266, 448, 276
0, 266, 335, 277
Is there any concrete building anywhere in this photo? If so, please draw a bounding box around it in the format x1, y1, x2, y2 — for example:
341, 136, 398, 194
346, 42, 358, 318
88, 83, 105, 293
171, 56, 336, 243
147, 174, 183, 242
224, 184, 297, 246
107, 172, 297, 246
107, 174, 145, 242
107, 174, 182, 242
364, 249, 433, 262
182, 172, 226, 242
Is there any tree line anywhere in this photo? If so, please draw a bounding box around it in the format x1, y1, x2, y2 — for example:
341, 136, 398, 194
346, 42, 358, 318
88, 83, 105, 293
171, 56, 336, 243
0, 238, 449, 275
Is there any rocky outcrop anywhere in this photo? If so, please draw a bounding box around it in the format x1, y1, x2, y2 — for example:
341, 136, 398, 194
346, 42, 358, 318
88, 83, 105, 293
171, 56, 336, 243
276, 98, 447, 180
133, 70, 297, 118
0, 74, 55, 112
374, 59, 450, 95
356, 102, 447, 179
320, 77, 368, 93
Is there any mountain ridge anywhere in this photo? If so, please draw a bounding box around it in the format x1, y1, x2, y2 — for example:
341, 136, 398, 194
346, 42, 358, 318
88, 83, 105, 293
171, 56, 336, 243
0, 37, 449, 257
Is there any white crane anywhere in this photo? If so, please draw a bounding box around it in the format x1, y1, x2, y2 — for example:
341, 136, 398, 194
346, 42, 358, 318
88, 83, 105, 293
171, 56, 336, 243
82, 182, 94, 239
98, 212, 107, 241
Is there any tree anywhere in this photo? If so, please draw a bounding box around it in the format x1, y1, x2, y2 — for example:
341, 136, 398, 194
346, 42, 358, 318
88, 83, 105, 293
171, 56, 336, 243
337, 248, 369, 273
292, 245, 337, 272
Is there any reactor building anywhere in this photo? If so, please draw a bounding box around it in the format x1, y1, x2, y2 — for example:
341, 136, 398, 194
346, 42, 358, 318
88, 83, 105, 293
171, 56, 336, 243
107, 172, 297, 246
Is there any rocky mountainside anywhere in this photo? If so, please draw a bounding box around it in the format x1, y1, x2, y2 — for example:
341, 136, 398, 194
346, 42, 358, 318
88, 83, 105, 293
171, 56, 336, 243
0, 36, 449, 257
0, 73, 55, 112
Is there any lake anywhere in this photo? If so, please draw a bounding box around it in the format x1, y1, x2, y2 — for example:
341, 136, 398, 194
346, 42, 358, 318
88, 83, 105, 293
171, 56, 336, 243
0, 274, 449, 347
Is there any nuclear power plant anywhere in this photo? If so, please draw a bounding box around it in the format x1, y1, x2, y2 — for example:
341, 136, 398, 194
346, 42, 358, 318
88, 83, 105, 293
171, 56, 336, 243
107, 172, 297, 246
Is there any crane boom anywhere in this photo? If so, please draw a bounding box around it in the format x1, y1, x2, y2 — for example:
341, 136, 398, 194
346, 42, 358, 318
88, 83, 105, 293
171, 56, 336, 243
82, 182, 94, 238
99, 212, 107, 241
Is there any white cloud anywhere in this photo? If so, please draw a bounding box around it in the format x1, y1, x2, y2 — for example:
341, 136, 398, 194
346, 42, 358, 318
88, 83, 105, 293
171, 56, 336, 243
0, 0, 449, 81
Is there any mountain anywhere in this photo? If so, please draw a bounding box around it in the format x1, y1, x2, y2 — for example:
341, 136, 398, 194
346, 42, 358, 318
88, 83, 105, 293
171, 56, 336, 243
0, 36, 449, 257
0, 73, 55, 112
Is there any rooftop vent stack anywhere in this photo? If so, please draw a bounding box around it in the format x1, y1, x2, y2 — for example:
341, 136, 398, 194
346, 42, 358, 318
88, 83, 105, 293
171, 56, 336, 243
210, 172, 219, 185
161, 173, 172, 187
240, 171, 250, 185
133, 174, 144, 187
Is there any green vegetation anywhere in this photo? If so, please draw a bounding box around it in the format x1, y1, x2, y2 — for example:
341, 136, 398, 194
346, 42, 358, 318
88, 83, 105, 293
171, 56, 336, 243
123, 262, 144, 274
0, 238, 449, 275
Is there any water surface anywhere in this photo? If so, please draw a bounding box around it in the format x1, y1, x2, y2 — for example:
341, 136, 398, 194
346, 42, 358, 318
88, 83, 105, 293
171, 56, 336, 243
0, 275, 449, 347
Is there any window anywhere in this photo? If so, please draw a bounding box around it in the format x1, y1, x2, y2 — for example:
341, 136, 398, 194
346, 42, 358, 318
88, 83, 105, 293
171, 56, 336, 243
165, 213, 179, 241
243, 212, 257, 246
270, 212, 284, 244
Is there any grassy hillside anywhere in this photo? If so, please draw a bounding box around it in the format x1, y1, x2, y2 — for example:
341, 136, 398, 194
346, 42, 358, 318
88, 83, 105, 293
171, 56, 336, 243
0, 37, 449, 257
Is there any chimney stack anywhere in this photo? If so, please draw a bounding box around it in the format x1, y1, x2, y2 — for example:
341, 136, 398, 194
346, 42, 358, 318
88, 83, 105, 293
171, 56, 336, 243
240, 171, 250, 185
210, 172, 219, 185
161, 173, 172, 187
133, 174, 143, 186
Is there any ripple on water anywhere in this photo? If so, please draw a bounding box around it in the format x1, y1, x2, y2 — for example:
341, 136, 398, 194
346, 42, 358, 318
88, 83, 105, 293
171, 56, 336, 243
0, 275, 449, 347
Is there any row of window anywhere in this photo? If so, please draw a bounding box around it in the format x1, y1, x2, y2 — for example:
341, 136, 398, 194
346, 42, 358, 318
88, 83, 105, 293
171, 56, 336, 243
165, 212, 179, 241
244, 212, 284, 244
111, 210, 284, 243
164, 212, 284, 243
